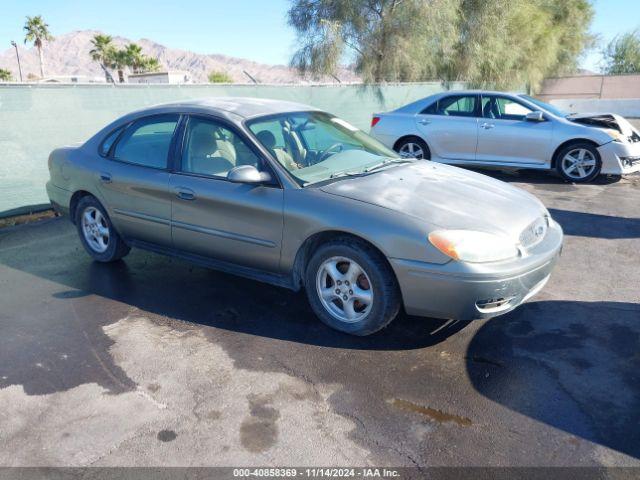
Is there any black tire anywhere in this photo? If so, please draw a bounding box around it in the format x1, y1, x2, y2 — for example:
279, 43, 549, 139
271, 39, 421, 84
555, 141, 602, 183
304, 237, 401, 336
394, 136, 431, 160
75, 195, 130, 262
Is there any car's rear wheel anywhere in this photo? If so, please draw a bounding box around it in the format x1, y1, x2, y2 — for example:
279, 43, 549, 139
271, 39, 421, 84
75, 195, 130, 262
556, 142, 602, 183
395, 136, 431, 160
305, 238, 401, 336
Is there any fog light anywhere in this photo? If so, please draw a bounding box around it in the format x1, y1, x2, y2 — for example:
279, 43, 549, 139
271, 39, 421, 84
476, 296, 515, 313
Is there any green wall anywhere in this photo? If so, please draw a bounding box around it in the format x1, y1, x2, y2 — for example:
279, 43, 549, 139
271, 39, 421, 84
0, 82, 461, 212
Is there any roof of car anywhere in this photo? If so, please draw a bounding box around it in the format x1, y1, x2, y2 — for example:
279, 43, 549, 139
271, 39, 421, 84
133, 96, 321, 120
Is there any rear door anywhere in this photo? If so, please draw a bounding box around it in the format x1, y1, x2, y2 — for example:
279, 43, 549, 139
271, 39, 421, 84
96, 114, 179, 247
414, 94, 479, 161
169, 115, 284, 272
475, 95, 552, 165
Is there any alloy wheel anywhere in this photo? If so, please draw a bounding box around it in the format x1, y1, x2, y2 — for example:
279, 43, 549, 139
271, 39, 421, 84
81, 206, 110, 253
561, 148, 597, 180
399, 142, 424, 159
315, 256, 374, 323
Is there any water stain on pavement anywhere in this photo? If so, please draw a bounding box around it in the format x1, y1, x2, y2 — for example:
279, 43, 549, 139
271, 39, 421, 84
389, 398, 472, 427
240, 395, 280, 453
157, 430, 177, 442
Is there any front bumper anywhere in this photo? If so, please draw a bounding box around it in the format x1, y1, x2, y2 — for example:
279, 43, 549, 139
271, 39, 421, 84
391, 219, 563, 320
598, 141, 640, 175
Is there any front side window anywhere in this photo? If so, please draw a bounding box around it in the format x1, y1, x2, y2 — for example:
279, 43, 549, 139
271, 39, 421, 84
482, 96, 533, 121
182, 117, 262, 178
422, 95, 478, 117
248, 111, 401, 186
113, 115, 179, 168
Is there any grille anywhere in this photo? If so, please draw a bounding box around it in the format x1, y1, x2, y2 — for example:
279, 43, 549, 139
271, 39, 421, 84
519, 216, 548, 250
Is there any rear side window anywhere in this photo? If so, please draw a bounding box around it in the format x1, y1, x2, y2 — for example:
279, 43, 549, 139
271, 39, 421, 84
113, 114, 179, 169
422, 95, 478, 117
99, 127, 124, 156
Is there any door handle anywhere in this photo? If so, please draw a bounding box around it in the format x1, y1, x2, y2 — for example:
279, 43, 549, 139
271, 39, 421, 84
175, 187, 196, 201
481, 122, 495, 129
418, 119, 431, 125
99, 172, 112, 183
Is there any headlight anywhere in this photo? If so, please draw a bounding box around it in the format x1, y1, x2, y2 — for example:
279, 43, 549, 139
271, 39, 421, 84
428, 230, 519, 263
605, 128, 626, 143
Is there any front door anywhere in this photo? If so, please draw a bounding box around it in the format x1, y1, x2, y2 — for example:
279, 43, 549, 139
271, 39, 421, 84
414, 94, 479, 161
475, 95, 553, 165
170, 115, 284, 272
96, 114, 180, 247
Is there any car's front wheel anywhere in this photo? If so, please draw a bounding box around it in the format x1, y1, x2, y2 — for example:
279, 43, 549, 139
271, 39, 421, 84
395, 136, 431, 160
75, 195, 130, 262
305, 238, 401, 336
556, 142, 602, 183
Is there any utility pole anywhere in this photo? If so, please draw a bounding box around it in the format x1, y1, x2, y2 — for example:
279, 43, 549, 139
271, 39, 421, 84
243, 70, 259, 84
10, 41, 23, 82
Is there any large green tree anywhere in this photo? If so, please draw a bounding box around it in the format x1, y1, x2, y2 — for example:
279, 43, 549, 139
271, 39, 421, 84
288, 0, 595, 90
288, 0, 456, 82
603, 29, 640, 74
24, 15, 53, 78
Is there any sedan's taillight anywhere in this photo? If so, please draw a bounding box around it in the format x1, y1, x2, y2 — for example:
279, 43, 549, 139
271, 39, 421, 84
371, 116, 381, 128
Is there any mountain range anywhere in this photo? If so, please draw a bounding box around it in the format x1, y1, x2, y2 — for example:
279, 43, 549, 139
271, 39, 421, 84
0, 30, 359, 84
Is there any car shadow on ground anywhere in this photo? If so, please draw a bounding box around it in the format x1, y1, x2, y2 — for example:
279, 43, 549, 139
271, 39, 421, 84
464, 167, 623, 186
466, 299, 640, 459
548, 208, 640, 239
0, 222, 472, 398
57, 256, 474, 351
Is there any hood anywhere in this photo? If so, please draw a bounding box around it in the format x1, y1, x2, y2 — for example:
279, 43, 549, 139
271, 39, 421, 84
567, 112, 639, 140
320, 162, 548, 239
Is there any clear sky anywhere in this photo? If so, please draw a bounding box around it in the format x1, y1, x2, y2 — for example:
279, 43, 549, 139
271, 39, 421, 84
0, 0, 638, 72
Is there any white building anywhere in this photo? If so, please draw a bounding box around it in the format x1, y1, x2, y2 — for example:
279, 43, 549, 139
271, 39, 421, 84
38, 75, 106, 83
127, 71, 192, 84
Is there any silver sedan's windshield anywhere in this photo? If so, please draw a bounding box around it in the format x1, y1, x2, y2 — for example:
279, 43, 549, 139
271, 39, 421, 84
247, 111, 403, 185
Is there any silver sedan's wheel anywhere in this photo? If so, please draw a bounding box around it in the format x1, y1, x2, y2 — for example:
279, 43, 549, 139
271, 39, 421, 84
399, 142, 425, 159
315, 256, 374, 323
561, 148, 598, 180
81, 206, 109, 253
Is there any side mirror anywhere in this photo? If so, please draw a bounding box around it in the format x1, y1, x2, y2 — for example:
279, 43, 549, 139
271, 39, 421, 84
227, 165, 271, 184
526, 111, 545, 122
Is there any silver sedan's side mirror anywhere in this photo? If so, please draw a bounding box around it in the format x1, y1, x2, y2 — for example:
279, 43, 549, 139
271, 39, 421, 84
525, 111, 545, 122
227, 165, 272, 184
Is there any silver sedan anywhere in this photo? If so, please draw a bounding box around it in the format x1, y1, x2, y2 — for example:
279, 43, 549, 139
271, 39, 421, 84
370, 90, 640, 182
46, 97, 562, 335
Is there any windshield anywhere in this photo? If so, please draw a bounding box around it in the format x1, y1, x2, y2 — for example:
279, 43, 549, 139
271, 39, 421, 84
519, 94, 568, 117
247, 111, 402, 185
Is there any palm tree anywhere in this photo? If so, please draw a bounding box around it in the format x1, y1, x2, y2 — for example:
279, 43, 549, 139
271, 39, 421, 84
124, 43, 145, 73
23, 15, 53, 78
89, 34, 115, 83
140, 57, 161, 73
107, 48, 128, 83
0, 68, 13, 82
